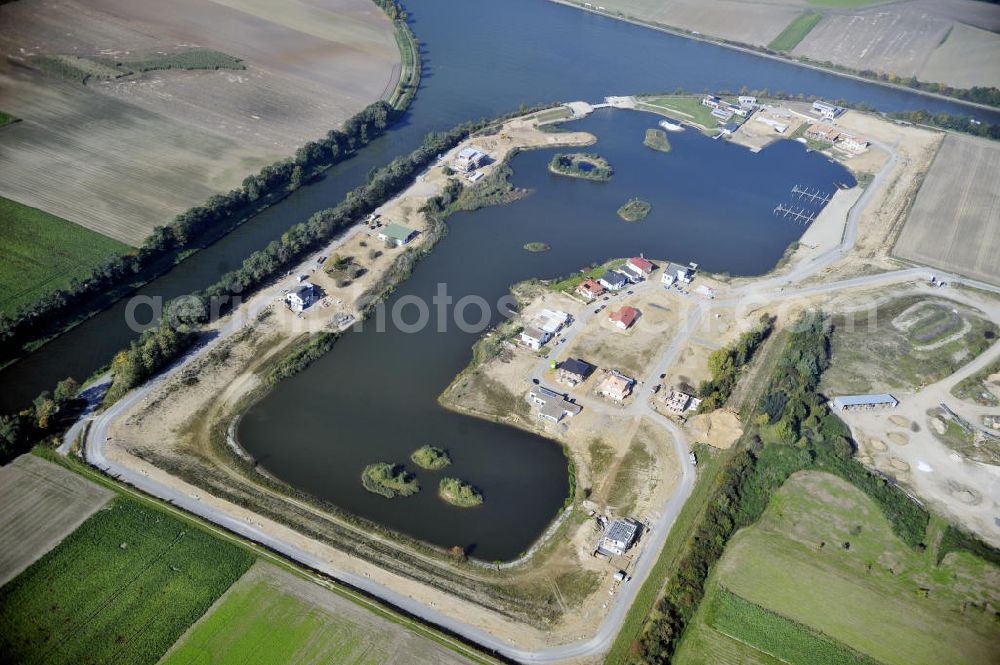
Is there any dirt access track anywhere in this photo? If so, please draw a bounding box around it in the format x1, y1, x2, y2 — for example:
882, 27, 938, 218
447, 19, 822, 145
0, 0, 399, 245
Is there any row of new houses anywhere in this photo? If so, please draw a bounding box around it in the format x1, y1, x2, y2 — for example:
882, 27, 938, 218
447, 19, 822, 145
556, 356, 636, 401
702, 95, 757, 123
575, 256, 695, 301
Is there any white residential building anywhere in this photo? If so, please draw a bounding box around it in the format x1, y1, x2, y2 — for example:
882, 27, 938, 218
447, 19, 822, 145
453, 147, 488, 173
520, 326, 551, 350
662, 262, 696, 286
285, 282, 317, 313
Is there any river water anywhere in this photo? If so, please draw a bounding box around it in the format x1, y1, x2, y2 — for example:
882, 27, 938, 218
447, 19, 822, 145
0, 0, 992, 549
238, 108, 853, 560
1, 0, 996, 412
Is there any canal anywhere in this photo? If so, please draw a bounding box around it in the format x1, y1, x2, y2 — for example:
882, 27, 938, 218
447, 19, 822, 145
2, 0, 997, 412
238, 108, 854, 560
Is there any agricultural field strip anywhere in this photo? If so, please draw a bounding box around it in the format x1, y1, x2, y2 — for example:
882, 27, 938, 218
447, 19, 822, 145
0, 496, 254, 665
712, 476, 1000, 665
0, 0, 400, 244
707, 587, 880, 665
0, 196, 130, 316
893, 135, 1000, 287
33, 453, 501, 665
0, 454, 113, 586
161, 562, 475, 665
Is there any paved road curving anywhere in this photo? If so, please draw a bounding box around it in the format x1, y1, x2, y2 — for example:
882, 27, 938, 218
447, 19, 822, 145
71, 132, 1000, 662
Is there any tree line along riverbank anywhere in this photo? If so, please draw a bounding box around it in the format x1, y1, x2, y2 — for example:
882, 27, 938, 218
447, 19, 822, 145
0, 0, 420, 374
0, 102, 564, 465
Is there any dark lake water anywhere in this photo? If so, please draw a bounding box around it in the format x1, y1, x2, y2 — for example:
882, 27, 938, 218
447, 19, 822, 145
237, 108, 853, 560
1, 2, 994, 442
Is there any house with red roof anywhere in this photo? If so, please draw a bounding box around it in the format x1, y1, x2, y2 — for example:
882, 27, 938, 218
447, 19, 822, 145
622, 256, 654, 282
609, 305, 638, 330
576, 278, 605, 300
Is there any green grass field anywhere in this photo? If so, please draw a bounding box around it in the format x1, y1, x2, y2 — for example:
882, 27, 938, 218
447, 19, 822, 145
0, 196, 130, 317
0, 497, 253, 665
162, 564, 474, 665
637, 95, 721, 131
675, 471, 1000, 665
162, 570, 384, 664
706, 588, 879, 665
768, 13, 822, 52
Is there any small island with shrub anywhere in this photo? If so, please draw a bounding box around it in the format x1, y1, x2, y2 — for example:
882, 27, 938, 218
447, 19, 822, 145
523, 242, 550, 253
618, 198, 651, 222
361, 463, 420, 498
439, 478, 484, 507
549, 152, 613, 182
410, 445, 451, 470
643, 128, 671, 152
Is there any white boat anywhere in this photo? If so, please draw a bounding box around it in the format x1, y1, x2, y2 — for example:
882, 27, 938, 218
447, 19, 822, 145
658, 119, 684, 132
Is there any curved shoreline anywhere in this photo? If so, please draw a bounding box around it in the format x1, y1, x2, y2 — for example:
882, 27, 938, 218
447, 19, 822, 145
0, 2, 422, 403
70, 98, 1000, 662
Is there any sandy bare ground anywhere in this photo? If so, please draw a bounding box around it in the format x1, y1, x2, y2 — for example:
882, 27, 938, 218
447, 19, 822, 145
0, 454, 113, 586
0, 0, 399, 245
893, 134, 1000, 287
686, 411, 743, 449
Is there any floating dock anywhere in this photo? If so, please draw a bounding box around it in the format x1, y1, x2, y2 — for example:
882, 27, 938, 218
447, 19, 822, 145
773, 204, 816, 225
791, 185, 832, 205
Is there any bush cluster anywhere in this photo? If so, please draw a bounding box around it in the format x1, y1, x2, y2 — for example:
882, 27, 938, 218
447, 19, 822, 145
638, 312, 933, 662
697, 314, 775, 412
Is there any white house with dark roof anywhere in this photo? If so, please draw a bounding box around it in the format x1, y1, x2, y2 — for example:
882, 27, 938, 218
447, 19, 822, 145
520, 326, 552, 350
599, 270, 629, 291
285, 282, 317, 313
662, 262, 696, 286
